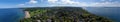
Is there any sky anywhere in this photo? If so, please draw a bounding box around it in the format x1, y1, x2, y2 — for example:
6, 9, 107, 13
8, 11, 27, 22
0, 0, 120, 8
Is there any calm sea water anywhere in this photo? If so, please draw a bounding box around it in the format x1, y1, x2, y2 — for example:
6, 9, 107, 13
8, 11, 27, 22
0, 8, 24, 22
84, 7, 120, 22
0, 7, 119, 22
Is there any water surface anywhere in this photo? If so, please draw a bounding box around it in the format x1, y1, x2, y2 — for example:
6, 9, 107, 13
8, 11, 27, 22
84, 7, 120, 22
0, 8, 24, 22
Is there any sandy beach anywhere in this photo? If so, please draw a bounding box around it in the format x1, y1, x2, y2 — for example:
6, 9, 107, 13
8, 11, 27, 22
24, 11, 31, 18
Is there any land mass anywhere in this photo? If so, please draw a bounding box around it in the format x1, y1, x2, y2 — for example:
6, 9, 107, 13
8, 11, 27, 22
20, 7, 113, 22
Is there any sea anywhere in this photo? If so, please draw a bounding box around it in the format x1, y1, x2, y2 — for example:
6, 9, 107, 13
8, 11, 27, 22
84, 7, 120, 22
0, 8, 25, 22
0, 7, 119, 22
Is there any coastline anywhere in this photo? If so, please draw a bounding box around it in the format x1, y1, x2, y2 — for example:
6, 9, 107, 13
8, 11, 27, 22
20, 7, 113, 22
24, 11, 31, 18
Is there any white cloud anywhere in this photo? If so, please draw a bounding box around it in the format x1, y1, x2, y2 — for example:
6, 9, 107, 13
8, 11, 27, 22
47, 0, 120, 7
17, 0, 38, 7
89, 2, 120, 7
28, 0, 38, 4
101, 0, 112, 2
17, 0, 120, 7
60, 0, 80, 4
17, 4, 25, 7
48, 0, 88, 7
18, 4, 25, 6
48, 0, 58, 3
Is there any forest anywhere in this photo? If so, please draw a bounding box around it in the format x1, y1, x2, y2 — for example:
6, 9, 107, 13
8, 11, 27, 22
20, 7, 113, 22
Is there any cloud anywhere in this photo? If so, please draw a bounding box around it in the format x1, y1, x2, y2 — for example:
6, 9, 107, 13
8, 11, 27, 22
17, 4, 25, 7
89, 2, 120, 7
28, 0, 38, 4
101, 0, 112, 1
48, 0, 58, 3
60, 0, 81, 4
17, 0, 120, 7
48, 0, 88, 7
18, 4, 25, 6
47, 0, 120, 7
17, 0, 38, 7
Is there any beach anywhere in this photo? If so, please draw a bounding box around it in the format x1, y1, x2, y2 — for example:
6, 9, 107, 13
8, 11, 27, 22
24, 11, 31, 18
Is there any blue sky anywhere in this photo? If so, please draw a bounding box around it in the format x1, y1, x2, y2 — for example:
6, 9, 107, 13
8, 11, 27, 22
0, 0, 120, 8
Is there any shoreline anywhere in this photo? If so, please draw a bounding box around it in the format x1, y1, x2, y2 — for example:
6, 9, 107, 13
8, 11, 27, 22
24, 11, 31, 18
